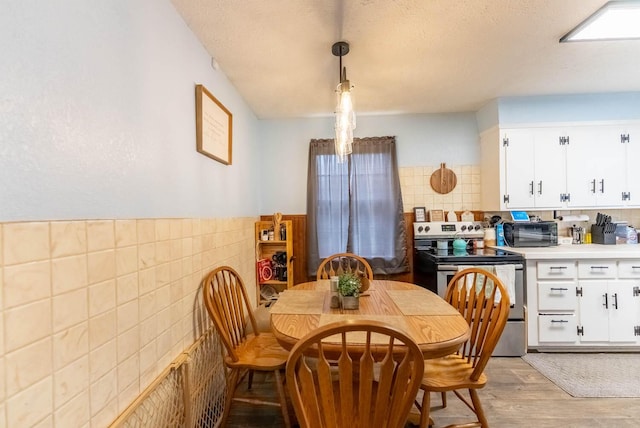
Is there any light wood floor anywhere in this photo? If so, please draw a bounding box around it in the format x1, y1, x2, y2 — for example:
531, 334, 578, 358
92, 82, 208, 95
226, 356, 640, 427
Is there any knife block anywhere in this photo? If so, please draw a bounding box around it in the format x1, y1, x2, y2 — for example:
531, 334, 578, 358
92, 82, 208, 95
591, 225, 616, 245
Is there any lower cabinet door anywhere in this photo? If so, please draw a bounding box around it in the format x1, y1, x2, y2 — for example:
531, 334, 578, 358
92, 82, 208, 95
538, 314, 578, 343
579, 281, 610, 342
608, 281, 638, 342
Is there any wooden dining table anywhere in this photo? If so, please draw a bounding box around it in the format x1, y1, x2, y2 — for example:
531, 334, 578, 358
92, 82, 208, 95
270, 279, 470, 359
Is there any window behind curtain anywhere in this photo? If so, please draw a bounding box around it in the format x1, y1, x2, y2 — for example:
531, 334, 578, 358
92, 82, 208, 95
307, 136, 409, 276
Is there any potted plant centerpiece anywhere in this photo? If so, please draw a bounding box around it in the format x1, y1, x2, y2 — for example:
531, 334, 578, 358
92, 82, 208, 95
337, 272, 362, 309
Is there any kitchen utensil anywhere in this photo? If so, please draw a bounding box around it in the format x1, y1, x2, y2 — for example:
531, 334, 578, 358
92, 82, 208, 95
430, 163, 457, 194
447, 210, 457, 222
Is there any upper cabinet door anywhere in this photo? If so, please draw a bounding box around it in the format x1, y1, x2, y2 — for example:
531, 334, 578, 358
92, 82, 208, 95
566, 125, 626, 208
504, 128, 565, 209
595, 126, 627, 207
566, 127, 599, 207
503, 129, 536, 209
625, 126, 640, 207
533, 128, 567, 208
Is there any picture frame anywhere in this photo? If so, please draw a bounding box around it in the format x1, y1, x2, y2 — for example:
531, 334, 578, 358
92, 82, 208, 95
414, 207, 426, 222
429, 209, 445, 222
195, 84, 233, 165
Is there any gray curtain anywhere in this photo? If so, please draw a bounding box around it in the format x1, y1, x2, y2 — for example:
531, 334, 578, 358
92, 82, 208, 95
307, 136, 409, 276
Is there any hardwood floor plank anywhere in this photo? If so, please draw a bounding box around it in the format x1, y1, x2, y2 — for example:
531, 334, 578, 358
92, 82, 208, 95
225, 357, 640, 427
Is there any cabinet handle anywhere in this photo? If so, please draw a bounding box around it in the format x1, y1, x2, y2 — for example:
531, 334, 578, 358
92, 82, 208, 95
529, 181, 534, 196
600, 179, 605, 193
538, 181, 543, 195
549, 266, 567, 271
631, 266, 640, 269
550, 319, 569, 323
603, 293, 608, 309
550, 287, 568, 291
590, 266, 609, 269
591, 179, 596, 193
613, 293, 618, 310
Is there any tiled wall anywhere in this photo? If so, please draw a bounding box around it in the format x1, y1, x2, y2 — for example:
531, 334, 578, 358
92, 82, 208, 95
0, 217, 257, 427
399, 165, 481, 214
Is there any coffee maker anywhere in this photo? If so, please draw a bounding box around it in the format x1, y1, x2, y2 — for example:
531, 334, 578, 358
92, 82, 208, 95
570, 225, 585, 244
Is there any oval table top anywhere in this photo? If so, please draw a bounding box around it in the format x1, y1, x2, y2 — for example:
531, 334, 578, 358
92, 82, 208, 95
270, 279, 470, 359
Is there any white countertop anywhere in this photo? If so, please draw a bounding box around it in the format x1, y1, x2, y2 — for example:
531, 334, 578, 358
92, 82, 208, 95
493, 244, 640, 260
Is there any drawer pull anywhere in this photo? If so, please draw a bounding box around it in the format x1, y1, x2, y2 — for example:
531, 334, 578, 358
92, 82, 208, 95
631, 266, 640, 269
550, 319, 569, 323
549, 287, 568, 291
590, 266, 609, 269
549, 266, 567, 270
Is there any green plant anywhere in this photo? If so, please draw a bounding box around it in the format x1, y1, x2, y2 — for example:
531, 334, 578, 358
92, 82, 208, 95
337, 272, 362, 297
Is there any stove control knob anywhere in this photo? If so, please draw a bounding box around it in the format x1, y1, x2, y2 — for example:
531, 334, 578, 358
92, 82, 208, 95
461, 225, 467, 231
424, 225, 430, 232
418, 226, 424, 232
474, 224, 482, 231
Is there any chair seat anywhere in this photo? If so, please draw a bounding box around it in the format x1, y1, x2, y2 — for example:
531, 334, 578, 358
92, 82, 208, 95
421, 354, 488, 392
224, 332, 289, 370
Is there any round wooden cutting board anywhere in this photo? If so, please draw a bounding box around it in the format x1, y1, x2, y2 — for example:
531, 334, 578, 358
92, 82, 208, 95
430, 163, 457, 194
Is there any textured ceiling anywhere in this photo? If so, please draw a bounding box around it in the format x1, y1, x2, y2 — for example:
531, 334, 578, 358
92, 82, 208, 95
171, 0, 640, 119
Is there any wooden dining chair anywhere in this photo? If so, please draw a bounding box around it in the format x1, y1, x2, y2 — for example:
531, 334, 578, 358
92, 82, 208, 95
286, 319, 424, 428
416, 267, 510, 428
202, 266, 291, 427
316, 252, 374, 280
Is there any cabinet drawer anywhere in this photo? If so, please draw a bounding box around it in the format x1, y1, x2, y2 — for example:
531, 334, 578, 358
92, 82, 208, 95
537, 261, 576, 279
618, 260, 640, 278
537, 282, 577, 311
538, 314, 577, 343
577, 260, 617, 278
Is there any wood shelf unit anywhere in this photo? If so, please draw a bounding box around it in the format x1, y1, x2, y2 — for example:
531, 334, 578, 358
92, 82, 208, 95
255, 220, 293, 304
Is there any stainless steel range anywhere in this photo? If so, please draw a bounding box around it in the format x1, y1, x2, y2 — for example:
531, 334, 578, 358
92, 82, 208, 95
413, 221, 526, 356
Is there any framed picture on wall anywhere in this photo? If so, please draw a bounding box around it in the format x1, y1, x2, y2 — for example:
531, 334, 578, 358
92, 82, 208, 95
414, 207, 426, 222
195, 84, 233, 165
429, 209, 445, 222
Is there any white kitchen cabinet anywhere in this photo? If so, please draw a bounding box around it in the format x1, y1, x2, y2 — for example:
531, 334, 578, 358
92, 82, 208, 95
625, 125, 640, 207
566, 125, 627, 208
535, 260, 579, 344
503, 128, 566, 209
480, 126, 566, 211
480, 121, 640, 211
529, 258, 640, 349
579, 280, 637, 343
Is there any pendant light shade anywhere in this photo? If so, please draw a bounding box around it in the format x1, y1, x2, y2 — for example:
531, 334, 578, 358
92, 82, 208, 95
332, 42, 356, 163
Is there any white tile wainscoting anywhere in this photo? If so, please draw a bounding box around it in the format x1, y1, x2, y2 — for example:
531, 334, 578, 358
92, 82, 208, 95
0, 217, 257, 427
400, 164, 482, 214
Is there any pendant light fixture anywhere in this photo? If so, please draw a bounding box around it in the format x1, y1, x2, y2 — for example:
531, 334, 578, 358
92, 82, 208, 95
332, 41, 356, 163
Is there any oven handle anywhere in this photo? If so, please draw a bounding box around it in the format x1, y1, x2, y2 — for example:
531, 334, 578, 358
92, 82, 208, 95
437, 264, 524, 271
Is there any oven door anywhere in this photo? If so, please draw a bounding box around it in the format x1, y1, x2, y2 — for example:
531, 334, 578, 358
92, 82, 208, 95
436, 264, 526, 356
435, 264, 525, 320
